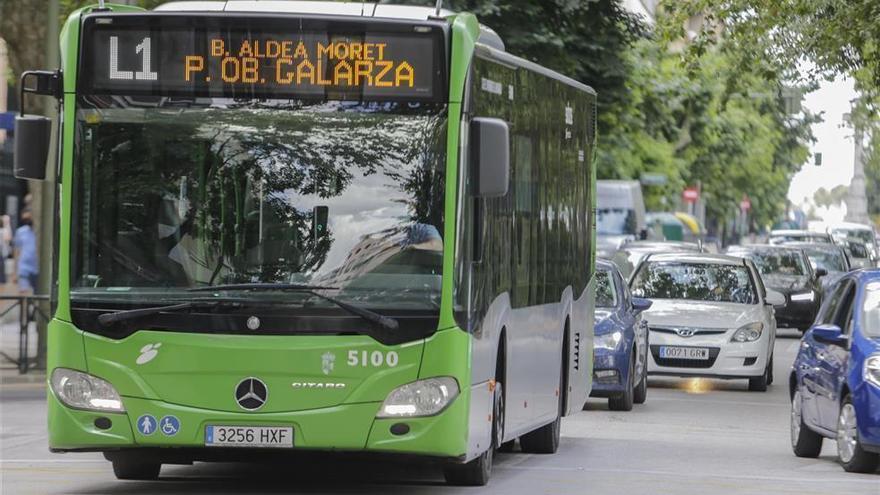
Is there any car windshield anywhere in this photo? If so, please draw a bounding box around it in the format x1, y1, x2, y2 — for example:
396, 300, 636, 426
802, 247, 847, 272
772, 233, 829, 244
732, 250, 807, 276
597, 208, 636, 235
631, 262, 757, 304
832, 228, 874, 245
596, 269, 617, 308
71, 97, 447, 312
862, 283, 880, 338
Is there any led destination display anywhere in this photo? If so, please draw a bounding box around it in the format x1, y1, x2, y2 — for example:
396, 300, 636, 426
81, 15, 445, 100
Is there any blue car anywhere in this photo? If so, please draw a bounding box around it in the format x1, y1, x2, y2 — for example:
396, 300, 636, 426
790, 269, 880, 473
591, 260, 653, 410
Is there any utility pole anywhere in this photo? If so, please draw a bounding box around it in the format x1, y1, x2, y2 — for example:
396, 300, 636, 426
843, 107, 870, 225
32, 0, 60, 367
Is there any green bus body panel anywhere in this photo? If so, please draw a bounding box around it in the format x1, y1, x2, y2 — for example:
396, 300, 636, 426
48, 7, 481, 459
83, 332, 423, 409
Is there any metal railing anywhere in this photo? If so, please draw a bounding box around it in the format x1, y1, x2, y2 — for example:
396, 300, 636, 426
0, 294, 50, 374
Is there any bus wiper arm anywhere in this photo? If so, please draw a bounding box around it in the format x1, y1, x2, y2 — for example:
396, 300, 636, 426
188, 283, 399, 331
98, 301, 229, 327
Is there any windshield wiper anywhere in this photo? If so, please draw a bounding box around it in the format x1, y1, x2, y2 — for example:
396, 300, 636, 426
187, 283, 399, 331
97, 301, 237, 327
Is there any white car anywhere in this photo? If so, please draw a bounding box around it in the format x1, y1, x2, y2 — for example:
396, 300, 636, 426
629, 253, 785, 391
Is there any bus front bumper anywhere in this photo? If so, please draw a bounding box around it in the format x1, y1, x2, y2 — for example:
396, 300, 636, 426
48, 389, 468, 460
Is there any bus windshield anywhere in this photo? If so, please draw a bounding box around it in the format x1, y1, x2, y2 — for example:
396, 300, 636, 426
71, 97, 447, 311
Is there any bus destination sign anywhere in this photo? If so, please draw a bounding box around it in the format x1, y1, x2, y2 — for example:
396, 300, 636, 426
81, 16, 445, 101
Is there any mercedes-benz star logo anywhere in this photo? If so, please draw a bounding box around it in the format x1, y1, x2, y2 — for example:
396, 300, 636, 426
675, 328, 696, 338
234, 377, 268, 411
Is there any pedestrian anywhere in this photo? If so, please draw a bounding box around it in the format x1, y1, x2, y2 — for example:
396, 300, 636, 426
0, 214, 10, 285
12, 209, 38, 294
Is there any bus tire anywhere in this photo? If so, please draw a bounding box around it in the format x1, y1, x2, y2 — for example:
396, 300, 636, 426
111, 457, 161, 481
519, 359, 563, 454
443, 446, 492, 486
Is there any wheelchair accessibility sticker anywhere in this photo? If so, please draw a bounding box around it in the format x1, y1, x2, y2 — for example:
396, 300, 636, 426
160, 415, 180, 436
136, 414, 157, 436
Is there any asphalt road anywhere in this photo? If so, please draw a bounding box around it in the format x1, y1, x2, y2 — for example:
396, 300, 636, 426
1, 329, 877, 495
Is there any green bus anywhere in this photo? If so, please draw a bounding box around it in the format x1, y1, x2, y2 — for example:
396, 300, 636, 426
16, 1, 596, 486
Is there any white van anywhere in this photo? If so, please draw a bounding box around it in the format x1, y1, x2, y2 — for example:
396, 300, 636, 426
596, 180, 648, 258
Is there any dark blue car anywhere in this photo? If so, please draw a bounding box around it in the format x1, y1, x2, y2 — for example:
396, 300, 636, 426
790, 269, 880, 473
591, 260, 653, 410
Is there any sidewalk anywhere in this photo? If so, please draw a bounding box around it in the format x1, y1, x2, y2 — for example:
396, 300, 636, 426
0, 366, 45, 386
1, 298, 44, 386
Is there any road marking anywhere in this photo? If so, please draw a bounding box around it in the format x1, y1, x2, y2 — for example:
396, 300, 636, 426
495, 465, 878, 484
647, 397, 789, 408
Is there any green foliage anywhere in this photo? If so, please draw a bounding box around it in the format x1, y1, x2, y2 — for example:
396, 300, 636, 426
661, 0, 880, 108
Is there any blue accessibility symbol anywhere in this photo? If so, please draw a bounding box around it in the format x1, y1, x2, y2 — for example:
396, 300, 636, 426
159, 415, 180, 436
136, 414, 157, 436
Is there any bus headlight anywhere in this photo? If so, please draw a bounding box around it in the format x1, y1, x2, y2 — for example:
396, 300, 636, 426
377, 377, 459, 418
731, 322, 764, 343
865, 355, 880, 388
50, 368, 125, 412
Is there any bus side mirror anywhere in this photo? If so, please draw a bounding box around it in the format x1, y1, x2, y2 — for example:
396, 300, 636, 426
14, 115, 52, 180
470, 117, 509, 198
14, 70, 62, 181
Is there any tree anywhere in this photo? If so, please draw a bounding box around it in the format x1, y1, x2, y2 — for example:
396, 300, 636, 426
661, 1, 880, 108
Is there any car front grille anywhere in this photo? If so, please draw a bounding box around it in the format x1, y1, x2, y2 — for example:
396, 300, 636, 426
649, 326, 728, 337
650, 345, 721, 369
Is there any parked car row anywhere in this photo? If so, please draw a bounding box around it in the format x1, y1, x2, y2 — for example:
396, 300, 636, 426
592, 233, 880, 474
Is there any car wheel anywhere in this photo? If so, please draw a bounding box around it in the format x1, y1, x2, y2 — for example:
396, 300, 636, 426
790, 389, 822, 458
111, 457, 161, 481
837, 395, 880, 473
609, 358, 635, 411
767, 354, 774, 386
633, 348, 648, 405
520, 359, 563, 453
748, 359, 770, 392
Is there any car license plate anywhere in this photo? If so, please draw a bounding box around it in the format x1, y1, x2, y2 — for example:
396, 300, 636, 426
659, 346, 710, 360
205, 426, 293, 448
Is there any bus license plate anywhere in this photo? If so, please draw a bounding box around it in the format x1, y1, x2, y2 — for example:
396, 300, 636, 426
659, 346, 709, 360
205, 426, 293, 448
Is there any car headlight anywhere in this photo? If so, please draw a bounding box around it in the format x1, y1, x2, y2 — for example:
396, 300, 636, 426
376, 377, 459, 418
730, 322, 764, 343
790, 291, 815, 302
594, 331, 623, 350
50, 368, 124, 412
865, 355, 880, 388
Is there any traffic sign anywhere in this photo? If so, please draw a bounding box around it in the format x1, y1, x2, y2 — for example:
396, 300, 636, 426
640, 173, 668, 186
682, 187, 699, 203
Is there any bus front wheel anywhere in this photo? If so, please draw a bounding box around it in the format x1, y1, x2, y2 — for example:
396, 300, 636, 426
111, 456, 161, 481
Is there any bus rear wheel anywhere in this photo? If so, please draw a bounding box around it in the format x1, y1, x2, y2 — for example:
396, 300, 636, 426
520, 360, 563, 454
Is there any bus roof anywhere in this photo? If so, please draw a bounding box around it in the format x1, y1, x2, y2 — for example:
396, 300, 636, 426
155, 1, 505, 48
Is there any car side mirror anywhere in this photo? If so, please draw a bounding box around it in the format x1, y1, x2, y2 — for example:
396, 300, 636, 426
631, 297, 652, 314
765, 289, 785, 307
812, 324, 847, 347
815, 267, 828, 278
470, 117, 509, 198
